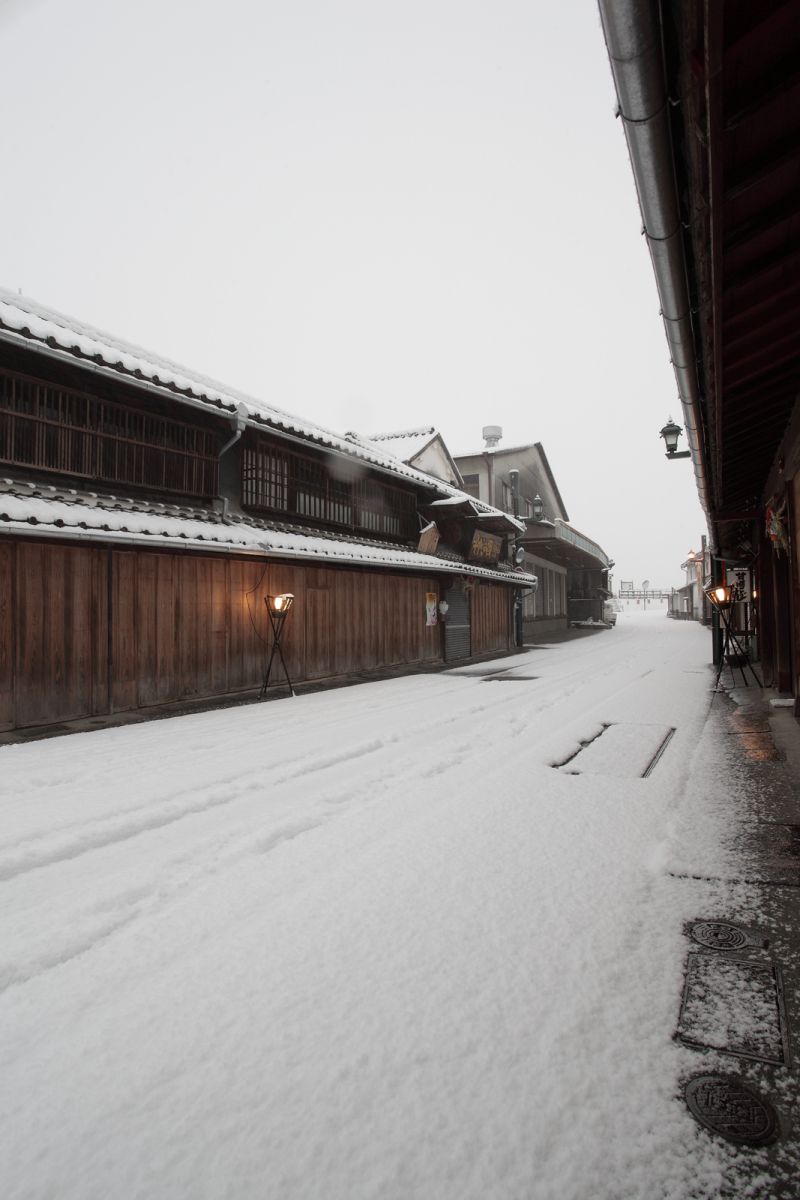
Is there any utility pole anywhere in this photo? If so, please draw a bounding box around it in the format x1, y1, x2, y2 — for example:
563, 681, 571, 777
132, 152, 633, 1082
509, 469, 523, 647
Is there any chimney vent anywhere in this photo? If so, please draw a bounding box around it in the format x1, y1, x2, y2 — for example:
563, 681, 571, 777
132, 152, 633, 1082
482, 425, 502, 448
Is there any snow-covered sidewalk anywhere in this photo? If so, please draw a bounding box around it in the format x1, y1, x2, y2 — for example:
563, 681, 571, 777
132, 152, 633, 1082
0, 612, 791, 1198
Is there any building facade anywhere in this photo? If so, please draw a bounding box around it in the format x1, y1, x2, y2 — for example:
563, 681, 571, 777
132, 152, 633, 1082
454, 429, 612, 638
0, 292, 533, 731
601, 1, 800, 713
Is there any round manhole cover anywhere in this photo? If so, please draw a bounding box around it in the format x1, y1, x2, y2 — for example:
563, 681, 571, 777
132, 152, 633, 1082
684, 1075, 779, 1146
689, 920, 749, 951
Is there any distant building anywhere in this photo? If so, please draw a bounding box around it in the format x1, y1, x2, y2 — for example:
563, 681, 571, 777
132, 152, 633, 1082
668, 538, 712, 622
362, 427, 464, 489
454, 427, 613, 638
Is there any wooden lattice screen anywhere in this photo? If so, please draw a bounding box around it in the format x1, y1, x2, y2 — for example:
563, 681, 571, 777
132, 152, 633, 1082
0, 368, 219, 497
242, 437, 418, 540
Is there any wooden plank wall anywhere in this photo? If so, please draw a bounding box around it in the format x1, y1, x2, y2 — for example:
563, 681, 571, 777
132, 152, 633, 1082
2, 541, 480, 729
471, 581, 513, 656
0, 542, 14, 730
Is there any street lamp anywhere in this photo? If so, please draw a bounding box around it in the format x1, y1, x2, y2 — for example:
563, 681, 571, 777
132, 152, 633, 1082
260, 593, 296, 698
532, 494, 544, 521
659, 417, 692, 459
705, 583, 732, 609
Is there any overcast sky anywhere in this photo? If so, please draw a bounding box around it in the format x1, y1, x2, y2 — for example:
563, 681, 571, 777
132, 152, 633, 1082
2, 0, 705, 587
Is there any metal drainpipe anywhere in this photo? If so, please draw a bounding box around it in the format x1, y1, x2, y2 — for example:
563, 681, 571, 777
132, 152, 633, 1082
597, 0, 713, 539
217, 402, 249, 520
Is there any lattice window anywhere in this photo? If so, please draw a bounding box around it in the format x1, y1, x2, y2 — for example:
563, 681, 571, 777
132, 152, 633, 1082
242, 435, 418, 541
0, 369, 219, 497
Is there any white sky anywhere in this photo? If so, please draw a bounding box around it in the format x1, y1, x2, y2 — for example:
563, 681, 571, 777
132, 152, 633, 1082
1, 0, 705, 587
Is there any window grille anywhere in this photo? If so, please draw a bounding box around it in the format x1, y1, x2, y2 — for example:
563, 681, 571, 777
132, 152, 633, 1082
0, 368, 219, 497
243, 435, 417, 541
461, 472, 480, 499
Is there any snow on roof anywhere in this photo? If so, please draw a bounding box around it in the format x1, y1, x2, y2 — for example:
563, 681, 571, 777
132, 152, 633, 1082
366, 427, 438, 461
0, 477, 535, 586
0, 289, 520, 529
553, 519, 611, 567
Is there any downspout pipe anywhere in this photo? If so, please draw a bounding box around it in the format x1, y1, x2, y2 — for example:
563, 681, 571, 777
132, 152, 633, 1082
219, 401, 249, 456
217, 402, 249, 520
597, 0, 712, 537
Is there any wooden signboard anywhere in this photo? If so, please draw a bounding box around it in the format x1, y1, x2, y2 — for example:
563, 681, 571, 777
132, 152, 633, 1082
467, 529, 502, 563
417, 522, 441, 555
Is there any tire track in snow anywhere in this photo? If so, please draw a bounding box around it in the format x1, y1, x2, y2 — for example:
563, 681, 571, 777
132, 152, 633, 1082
0, 630, 675, 994
0, 689, 520, 886
0, 693, 534, 994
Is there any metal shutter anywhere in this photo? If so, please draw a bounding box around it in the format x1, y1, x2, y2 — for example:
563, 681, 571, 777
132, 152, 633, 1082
444, 588, 471, 660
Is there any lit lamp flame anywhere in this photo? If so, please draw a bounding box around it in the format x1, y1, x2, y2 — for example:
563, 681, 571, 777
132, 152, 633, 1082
705, 583, 733, 609
266, 593, 295, 615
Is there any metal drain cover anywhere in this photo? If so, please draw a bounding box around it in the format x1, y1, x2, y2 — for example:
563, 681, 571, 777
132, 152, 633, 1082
684, 1074, 779, 1146
688, 921, 765, 952
677, 954, 789, 1065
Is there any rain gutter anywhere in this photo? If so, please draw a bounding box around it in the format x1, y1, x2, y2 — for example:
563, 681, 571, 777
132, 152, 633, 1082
597, 0, 712, 537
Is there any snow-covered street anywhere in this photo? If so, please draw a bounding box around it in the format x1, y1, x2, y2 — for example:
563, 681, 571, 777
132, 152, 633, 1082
0, 611, 787, 1198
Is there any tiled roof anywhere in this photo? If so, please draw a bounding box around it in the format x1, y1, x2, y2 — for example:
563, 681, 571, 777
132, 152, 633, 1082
365, 427, 438, 462
0, 477, 536, 587
0, 289, 521, 530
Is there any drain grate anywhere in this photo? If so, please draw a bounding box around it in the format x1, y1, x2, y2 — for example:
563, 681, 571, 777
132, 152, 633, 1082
677, 953, 790, 1065
687, 920, 769, 952
684, 1074, 780, 1147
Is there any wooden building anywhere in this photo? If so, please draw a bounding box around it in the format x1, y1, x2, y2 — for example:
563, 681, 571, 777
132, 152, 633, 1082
601, 0, 800, 713
0, 292, 533, 732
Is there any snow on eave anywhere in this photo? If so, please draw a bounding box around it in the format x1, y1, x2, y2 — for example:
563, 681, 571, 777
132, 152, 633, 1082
553, 519, 610, 567
0, 290, 485, 507
0, 497, 534, 586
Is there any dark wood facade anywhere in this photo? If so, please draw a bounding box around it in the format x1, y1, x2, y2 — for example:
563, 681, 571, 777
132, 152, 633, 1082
601, 1, 800, 714
0, 537, 514, 730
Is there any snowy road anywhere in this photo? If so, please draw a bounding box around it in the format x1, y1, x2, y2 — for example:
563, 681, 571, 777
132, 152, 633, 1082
0, 612, 751, 1198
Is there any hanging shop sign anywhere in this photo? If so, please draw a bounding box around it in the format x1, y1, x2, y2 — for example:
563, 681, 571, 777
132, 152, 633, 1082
425, 592, 438, 626
467, 529, 502, 563
766, 496, 789, 555
417, 522, 441, 555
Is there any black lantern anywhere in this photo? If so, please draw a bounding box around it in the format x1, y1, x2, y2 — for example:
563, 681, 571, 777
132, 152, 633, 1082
704, 583, 732, 609
532, 494, 544, 521
260, 593, 295, 698
659, 417, 691, 459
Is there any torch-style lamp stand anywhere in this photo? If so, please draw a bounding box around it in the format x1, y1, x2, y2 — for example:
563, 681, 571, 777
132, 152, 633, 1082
706, 585, 762, 693
260, 593, 295, 699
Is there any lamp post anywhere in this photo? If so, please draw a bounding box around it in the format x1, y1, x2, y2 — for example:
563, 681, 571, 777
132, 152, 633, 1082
704, 583, 761, 692
508, 469, 523, 647
642, 578, 649, 610
260, 593, 295, 698
659, 417, 692, 459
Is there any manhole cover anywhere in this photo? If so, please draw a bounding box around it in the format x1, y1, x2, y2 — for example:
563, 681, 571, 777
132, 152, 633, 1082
684, 1074, 779, 1146
689, 921, 750, 951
